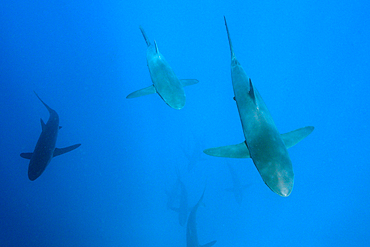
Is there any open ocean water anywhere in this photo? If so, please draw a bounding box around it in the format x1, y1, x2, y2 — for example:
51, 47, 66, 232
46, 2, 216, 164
1, 0, 369, 246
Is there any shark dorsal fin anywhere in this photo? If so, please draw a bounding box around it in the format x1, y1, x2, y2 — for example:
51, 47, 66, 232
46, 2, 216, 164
40, 118, 46, 131
154, 40, 159, 53
248, 78, 257, 104
139, 26, 151, 47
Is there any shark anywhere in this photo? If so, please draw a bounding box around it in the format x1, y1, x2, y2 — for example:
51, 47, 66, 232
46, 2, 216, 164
225, 163, 251, 204
181, 135, 206, 172
166, 176, 180, 210
171, 178, 189, 226
126, 26, 199, 110
20, 92, 81, 181
186, 188, 216, 247
168, 169, 189, 226
203, 17, 314, 197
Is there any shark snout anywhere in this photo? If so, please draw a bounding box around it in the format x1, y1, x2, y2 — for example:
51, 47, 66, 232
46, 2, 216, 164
273, 172, 294, 197
276, 185, 293, 197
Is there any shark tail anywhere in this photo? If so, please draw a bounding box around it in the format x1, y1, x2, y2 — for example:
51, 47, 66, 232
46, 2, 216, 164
195, 185, 207, 210
224, 16, 236, 60
34, 91, 53, 114
139, 26, 151, 47
201, 240, 217, 247
154, 40, 159, 53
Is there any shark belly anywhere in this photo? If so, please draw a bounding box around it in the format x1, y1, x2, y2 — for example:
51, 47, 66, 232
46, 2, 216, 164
28, 125, 58, 181
147, 52, 185, 109
233, 65, 294, 197
245, 118, 294, 197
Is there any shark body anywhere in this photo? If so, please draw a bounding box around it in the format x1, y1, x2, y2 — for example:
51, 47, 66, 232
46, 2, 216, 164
126, 26, 198, 110
168, 170, 189, 227
20, 92, 81, 181
204, 17, 314, 197
186, 188, 216, 247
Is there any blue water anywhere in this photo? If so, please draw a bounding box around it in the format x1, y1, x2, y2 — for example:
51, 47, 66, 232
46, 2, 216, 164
1, 0, 369, 246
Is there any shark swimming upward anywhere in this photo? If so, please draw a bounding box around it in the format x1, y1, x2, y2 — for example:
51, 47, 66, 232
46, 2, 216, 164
186, 188, 216, 247
204, 17, 314, 197
168, 169, 189, 227
126, 26, 199, 110
20, 92, 81, 181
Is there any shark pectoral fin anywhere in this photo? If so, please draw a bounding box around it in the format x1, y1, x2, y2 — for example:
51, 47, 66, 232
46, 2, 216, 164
201, 240, 217, 247
40, 119, 46, 131
126, 85, 156, 99
20, 152, 33, 159
203, 142, 250, 158
180, 79, 199, 87
53, 144, 81, 157
281, 126, 314, 149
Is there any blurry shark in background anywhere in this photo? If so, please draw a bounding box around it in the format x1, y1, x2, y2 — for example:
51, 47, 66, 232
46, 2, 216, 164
166, 177, 180, 210
20, 92, 81, 181
169, 169, 189, 226
225, 163, 251, 204
204, 17, 314, 197
186, 188, 216, 247
126, 26, 198, 110
181, 134, 206, 172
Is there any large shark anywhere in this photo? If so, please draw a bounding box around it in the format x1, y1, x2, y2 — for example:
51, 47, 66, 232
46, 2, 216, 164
186, 188, 216, 247
126, 26, 199, 110
20, 92, 81, 181
204, 17, 314, 197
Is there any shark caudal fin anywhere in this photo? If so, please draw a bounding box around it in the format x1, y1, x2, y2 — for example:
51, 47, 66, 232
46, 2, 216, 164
53, 144, 81, 157
224, 16, 236, 60
201, 240, 217, 247
203, 142, 250, 158
126, 85, 157, 99
154, 40, 159, 53
34, 91, 54, 114
139, 26, 151, 47
281, 126, 314, 149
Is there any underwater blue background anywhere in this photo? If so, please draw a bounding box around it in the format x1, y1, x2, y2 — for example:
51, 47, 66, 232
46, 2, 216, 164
1, 0, 369, 246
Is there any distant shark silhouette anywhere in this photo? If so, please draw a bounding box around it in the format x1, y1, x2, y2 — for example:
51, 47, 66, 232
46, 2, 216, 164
20, 92, 81, 181
225, 163, 251, 204
126, 26, 198, 109
204, 17, 314, 197
170, 171, 189, 227
186, 188, 216, 247
166, 176, 180, 211
181, 135, 206, 172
